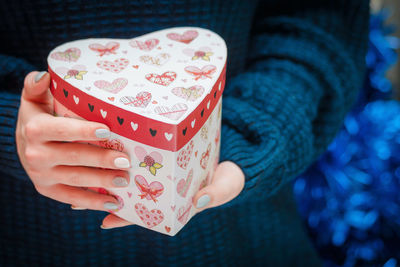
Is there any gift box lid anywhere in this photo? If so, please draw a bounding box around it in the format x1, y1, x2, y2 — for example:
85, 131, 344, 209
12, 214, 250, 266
47, 27, 227, 151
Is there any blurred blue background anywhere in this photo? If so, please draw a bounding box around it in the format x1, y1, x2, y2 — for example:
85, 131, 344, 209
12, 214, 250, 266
293, 1, 400, 266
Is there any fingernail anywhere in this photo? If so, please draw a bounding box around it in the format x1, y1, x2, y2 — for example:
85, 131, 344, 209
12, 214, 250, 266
196, 194, 210, 209
113, 176, 129, 187
71, 205, 86, 210
114, 157, 130, 168
100, 224, 113, 230
95, 128, 110, 139
34, 71, 47, 83
104, 202, 119, 210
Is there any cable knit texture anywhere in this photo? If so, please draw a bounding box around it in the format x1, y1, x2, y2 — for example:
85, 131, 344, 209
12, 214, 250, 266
0, 0, 369, 266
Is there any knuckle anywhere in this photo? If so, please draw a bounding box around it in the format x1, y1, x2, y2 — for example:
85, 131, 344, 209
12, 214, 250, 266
67, 148, 80, 163
68, 172, 83, 186
99, 173, 112, 188
79, 124, 92, 139
24, 147, 40, 166
89, 195, 106, 210
24, 121, 41, 141
53, 123, 70, 140
28, 169, 42, 182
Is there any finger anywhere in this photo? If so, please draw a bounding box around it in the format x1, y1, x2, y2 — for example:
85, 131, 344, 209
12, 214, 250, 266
41, 183, 122, 212
25, 113, 110, 143
22, 71, 52, 104
46, 142, 131, 170
49, 165, 130, 188
100, 213, 134, 229
193, 161, 245, 211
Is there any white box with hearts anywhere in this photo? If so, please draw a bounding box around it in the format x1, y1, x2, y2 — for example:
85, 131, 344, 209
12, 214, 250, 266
47, 27, 226, 236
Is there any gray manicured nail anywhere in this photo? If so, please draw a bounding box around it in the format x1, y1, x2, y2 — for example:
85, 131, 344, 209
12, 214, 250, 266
95, 128, 110, 138
104, 202, 119, 210
34, 71, 47, 83
113, 177, 129, 187
196, 194, 210, 209
114, 157, 130, 168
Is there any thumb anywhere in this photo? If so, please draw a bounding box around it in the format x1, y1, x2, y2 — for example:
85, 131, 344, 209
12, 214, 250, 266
22, 71, 52, 104
193, 161, 245, 211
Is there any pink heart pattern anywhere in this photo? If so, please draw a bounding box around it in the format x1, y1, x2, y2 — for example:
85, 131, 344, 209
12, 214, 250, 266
177, 200, 192, 224
176, 169, 193, 198
171, 85, 204, 101
97, 58, 129, 73
154, 103, 188, 121
134, 175, 164, 202
129, 38, 159, 51
145, 71, 176, 86
135, 203, 164, 228
94, 78, 128, 94
50, 47, 81, 62
177, 140, 194, 169
167, 30, 198, 44
120, 91, 152, 108
140, 53, 170, 66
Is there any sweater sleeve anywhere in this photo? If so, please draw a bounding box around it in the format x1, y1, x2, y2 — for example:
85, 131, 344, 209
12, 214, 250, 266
219, 0, 369, 205
0, 54, 36, 181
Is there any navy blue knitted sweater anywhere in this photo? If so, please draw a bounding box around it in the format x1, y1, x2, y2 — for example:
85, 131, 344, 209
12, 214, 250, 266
0, 0, 369, 266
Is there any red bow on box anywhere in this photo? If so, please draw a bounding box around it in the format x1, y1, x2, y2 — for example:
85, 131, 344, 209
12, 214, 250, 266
134, 175, 164, 202
89, 42, 120, 56
184, 65, 216, 81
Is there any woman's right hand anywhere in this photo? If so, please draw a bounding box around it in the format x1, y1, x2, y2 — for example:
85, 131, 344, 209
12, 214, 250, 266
15, 71, 131, 212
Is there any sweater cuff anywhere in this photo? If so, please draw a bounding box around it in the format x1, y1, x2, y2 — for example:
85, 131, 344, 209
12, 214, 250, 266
0, 92, 28, 181
219, 95, 287, 199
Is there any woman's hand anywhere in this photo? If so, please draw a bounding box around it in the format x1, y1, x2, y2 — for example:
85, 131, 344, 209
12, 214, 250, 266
100, 161, 245, 229
16, 71, 131, 212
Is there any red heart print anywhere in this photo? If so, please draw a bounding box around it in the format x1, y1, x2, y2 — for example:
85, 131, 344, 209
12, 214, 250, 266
165, 226, 171, 233
200, 143, 211, 169
154, 103, 188, 121
98, 139, 124, 152
176, 169, 193, 197
134, 203, 164, 228
108, 97, 115, 101
167, 30, 198, 44
134, 175, 164, 202
177, 140, 194, 169
120, 91, 152, 108
97, 58, 129, 73
94, 78, 128, 94
129, 38, 159, 51
145, 71, 176, 86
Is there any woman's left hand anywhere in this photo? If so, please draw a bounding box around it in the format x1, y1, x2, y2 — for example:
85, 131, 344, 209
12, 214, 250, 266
99, 161, 245, 229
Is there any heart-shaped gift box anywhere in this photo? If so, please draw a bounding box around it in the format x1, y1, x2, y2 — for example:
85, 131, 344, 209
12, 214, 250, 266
47, 27, 227, 236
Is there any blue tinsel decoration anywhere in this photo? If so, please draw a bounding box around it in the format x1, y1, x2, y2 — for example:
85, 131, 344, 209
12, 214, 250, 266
293, 10, 400, 267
